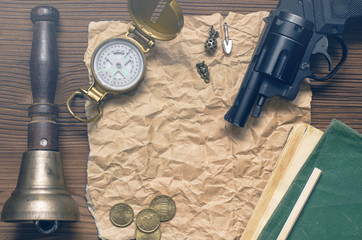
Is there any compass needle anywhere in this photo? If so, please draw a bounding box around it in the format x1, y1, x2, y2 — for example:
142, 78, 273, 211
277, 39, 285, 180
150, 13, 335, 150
124, 49, 132, 59
108, 68, 118, 87
122, 56, 129, 64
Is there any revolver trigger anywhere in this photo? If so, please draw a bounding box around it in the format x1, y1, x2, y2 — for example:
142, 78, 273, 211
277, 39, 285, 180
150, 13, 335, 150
311, 35, 347, 81
312, 36, 332, 71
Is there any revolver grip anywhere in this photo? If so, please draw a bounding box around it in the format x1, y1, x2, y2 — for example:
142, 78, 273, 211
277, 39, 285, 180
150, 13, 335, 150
314, 0, 362, 34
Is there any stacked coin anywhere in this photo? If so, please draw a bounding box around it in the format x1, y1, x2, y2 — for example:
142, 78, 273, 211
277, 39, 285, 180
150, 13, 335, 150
135, 227, 161, 240
135, 195, 176, 240
110, 195, 176, 240
135, 208, 161, 239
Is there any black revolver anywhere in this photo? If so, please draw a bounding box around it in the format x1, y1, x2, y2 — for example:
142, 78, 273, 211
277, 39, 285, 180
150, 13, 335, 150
224, 0, 362, 127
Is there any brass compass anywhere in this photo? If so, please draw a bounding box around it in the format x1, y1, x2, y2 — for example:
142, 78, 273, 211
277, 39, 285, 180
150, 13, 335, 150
67, 0, 184, 123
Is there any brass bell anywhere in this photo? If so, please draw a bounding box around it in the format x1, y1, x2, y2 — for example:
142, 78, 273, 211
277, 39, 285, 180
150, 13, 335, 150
1, 6, 79, 234
1, 151, 80, 233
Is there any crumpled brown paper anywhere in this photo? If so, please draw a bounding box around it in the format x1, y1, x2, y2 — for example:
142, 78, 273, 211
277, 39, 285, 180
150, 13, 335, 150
85, 12, 311, 240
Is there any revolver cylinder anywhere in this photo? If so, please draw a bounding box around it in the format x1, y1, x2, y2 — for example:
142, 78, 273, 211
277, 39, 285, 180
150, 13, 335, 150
225, 12, 315, 127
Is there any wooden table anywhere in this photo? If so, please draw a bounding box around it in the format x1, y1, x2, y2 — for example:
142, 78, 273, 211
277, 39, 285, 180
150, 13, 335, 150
0, 1, 361, 239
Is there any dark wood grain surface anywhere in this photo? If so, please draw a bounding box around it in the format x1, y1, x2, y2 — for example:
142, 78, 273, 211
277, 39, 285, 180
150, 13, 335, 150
0, 1, 361, 239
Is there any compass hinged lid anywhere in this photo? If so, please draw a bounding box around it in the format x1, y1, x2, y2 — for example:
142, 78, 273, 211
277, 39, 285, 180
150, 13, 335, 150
128, 0, 184, 41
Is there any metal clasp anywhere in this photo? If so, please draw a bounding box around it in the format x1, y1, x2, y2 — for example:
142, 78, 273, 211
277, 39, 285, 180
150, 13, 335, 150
66, 84, 109, 123
126, 25, 155, 53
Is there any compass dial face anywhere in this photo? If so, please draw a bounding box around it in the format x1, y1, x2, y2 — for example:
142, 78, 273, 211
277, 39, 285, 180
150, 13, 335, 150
92, 38, 145, 92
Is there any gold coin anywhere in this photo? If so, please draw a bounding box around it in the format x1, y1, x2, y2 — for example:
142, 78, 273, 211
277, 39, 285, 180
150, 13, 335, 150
109, 203, 134, 227
136, 208, 160, 233
150, 195, 176, 222
135, 227, 161, 240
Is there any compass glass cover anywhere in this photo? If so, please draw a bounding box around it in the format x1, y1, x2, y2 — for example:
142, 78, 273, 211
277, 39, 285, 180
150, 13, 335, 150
92, 38, 145, 92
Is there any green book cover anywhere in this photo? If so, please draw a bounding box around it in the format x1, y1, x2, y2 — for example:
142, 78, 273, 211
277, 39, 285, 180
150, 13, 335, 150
258, 120, 362, 240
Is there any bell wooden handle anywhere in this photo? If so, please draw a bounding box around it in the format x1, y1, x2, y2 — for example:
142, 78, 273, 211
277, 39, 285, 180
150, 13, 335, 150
28, 6, 60, 151
30, 6, 59, 104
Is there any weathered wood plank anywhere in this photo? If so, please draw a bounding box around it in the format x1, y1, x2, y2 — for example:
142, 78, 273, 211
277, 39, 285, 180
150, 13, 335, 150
0, 1, 361, 239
